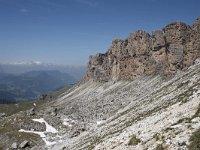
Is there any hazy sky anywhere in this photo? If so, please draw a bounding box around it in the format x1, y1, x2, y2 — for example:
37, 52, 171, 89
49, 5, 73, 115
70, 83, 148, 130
0, 0, 200, 65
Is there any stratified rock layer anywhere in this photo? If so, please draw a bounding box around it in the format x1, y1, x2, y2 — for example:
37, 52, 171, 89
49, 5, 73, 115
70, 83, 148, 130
84, 17, 200, 81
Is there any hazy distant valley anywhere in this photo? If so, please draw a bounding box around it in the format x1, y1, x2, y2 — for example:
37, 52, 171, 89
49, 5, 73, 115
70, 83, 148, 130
0, 63, 86, 104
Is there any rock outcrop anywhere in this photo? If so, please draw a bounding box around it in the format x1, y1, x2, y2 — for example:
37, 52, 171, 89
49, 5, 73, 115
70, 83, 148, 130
84, 17, 200, 81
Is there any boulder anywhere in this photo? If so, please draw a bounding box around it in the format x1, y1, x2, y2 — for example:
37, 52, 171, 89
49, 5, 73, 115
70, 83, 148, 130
19, 140, 29, 148
11, 142, 18, 149
26, 108, 35, 116
0, 112, 6, 117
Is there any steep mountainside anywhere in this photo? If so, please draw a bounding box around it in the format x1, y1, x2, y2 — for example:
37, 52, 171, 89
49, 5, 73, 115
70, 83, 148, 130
51, 59, 200, 150
0, 17, 200, 150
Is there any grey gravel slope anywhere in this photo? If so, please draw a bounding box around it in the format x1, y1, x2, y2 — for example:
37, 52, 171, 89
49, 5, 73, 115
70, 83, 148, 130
45, 59, 200, 150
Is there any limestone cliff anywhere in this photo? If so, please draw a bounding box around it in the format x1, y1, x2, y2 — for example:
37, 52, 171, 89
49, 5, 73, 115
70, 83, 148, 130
84, 17, 200, 81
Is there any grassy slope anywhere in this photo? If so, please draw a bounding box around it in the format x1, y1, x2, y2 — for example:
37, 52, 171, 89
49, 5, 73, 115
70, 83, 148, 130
0, 85, 71, 149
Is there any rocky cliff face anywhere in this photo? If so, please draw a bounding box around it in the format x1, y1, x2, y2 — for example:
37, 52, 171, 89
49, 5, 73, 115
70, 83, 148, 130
85, 17, 200, 81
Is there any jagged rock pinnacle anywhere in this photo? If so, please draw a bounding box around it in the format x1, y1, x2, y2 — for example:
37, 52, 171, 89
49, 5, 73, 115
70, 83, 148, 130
84, 17, 200, 82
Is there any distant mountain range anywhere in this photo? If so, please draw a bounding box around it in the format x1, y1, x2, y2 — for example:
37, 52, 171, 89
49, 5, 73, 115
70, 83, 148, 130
0, 70, 80, 104
0, 61, 86, 81
1, 61, 44, 65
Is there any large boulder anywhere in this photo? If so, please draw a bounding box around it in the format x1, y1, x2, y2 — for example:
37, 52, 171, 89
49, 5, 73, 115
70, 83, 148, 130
19, 140, 29, 148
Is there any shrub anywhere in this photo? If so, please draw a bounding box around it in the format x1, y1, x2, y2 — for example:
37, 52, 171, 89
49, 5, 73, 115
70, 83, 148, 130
128, 135, 140, 146
189, 129, 200, 150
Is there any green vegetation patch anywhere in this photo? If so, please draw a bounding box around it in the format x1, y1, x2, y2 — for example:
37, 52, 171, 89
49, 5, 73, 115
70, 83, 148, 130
155, 144, 164, 150
128, 135, 140, 146
189, 129, 200, 150
192, 103, 200, 119
0, 100, 45, 116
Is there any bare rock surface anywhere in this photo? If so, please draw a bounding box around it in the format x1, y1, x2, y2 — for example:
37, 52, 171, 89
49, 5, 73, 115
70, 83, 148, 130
84, 17, 200, 82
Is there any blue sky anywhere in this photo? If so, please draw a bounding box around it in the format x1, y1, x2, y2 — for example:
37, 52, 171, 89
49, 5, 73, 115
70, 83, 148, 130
0, 0, 199, 65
